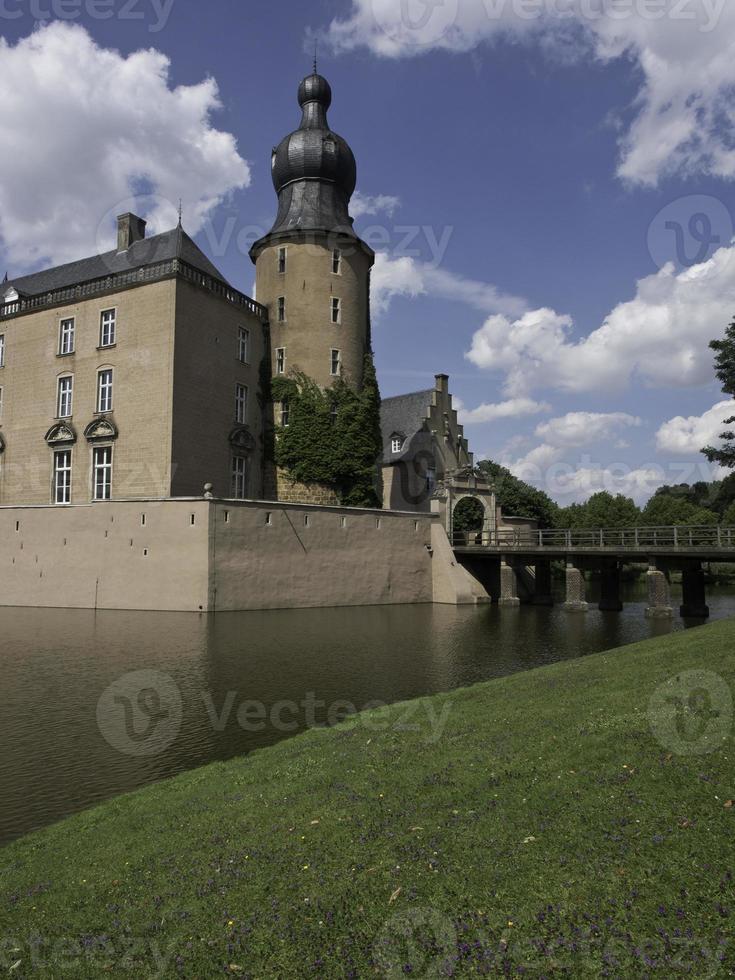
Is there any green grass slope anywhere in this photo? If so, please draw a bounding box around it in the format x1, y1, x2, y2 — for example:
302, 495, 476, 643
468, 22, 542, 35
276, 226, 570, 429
2, 621, 734, 977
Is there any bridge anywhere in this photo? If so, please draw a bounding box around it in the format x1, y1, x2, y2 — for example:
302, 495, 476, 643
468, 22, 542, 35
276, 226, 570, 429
451, 525, 735, 620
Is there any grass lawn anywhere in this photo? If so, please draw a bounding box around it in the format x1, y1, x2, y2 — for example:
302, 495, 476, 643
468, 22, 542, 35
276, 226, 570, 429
1, 620, 734, 977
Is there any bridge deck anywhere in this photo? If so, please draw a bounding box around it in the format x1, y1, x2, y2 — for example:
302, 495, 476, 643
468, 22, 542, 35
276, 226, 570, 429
452, 526, 735, 563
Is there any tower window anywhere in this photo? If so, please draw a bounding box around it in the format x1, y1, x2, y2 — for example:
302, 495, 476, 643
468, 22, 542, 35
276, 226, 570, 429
97, 369, 113, 414
59, 318, 75, 356
0, 385, 3, 418
54, 449, 72, 505
276, 347, 286, 375
331, 297, 341, 324
57, 376, 73, 419
235, 383, 249, 424
93, 446, 113, 501
280, 401, 290, 428
0, 333, 6, 367
277, 296, 286, 322
278, 247, 287, 274
332, 249, 342, 275
100, 309, 116, 348
238, 327, 250, 363
330, 349, 341, 377
231, 456, 248, 499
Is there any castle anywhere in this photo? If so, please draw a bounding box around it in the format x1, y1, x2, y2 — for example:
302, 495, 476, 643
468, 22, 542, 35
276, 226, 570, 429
0, 68, 475, 514
0, 69, 499, 612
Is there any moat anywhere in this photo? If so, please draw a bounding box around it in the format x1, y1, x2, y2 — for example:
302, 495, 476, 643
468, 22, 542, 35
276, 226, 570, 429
2, 584, 735, 846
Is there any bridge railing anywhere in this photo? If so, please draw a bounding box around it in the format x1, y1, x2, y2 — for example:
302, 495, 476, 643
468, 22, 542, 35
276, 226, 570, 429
452, 525, 735, 551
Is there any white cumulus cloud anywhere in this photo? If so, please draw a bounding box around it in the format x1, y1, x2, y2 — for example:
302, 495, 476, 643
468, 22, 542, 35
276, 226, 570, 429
656, 399, 735, 455
458, 397, 551, 424
323, 0, 735, 186
465, 244, 735, 395
0, 23, 250, 270
372, 251, 527, 317
351, 192, 401, 218
536, 411, 642, 448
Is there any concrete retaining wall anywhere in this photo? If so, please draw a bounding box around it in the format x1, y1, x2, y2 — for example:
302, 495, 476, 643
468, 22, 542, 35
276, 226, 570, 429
0, 499, 444, 612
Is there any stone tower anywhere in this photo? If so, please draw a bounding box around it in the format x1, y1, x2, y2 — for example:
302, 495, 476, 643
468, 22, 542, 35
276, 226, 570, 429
250, 70, 375, 392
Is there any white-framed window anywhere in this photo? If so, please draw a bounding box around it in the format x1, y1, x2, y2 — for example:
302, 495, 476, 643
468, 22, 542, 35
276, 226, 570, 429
332, 249, 342, 275
235, 383, 248, 425
277, 296, 286, 322
57, 376, 73, 419
100, 309, 116, 348
54, 449, 72, 505
331, 297, 341, 324
280, 401, 290, 428
93, 446, 113, 501
330, 349, 341, 377
391, 437, 403, 454
275, 347, 286, 374
231, 455, 248, 499
0, 334, 5, 368
238, 327, 250, 363
330, 402, 338, 426
97, 369, 113, 414
59, 318, 75, 356
278, 247, 287, 274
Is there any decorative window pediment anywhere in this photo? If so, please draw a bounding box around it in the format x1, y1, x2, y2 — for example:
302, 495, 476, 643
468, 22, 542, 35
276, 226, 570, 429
3, 288, 18, 303
45, 422, 77, 446
229, 427, 256, 452
84, 418, 118, 443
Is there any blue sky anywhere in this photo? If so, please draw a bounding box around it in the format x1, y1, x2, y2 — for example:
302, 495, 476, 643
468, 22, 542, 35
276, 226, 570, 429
1, 0, 734, 503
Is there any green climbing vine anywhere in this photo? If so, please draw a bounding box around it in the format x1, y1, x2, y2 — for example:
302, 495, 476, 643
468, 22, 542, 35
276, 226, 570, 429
271, 354, 383, 508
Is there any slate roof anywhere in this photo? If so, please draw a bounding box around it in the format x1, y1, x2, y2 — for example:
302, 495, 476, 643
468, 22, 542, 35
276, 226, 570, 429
380, 389, 434, 465
3, 226, 228, 298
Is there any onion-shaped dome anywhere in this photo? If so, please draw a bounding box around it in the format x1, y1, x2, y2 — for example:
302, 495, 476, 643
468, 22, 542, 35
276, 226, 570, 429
253, 71, 359, 250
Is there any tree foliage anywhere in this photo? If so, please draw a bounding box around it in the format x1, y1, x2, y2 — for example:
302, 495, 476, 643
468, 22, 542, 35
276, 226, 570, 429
641, 493, 717, 527
476, 460, 558, 528
271, 355, 383, 508
703, 318, 735, 468
453, 497, 485, 533
556, 492, 641, 529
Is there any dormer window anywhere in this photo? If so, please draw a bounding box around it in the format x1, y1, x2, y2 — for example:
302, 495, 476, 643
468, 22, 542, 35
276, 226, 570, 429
391, 435, 404, 454
3, 288, 18, 304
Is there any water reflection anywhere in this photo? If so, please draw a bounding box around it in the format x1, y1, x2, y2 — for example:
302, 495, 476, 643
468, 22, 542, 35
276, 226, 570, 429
1, 583, 733, 846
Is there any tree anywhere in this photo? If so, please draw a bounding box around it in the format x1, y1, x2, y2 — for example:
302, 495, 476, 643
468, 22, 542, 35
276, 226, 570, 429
703, 318, 735, 468
723, 501, 735, 526
576, 492, 641, 529
642, 494, 717, 527
453, 497, 485, 534
476, 460, 558, 528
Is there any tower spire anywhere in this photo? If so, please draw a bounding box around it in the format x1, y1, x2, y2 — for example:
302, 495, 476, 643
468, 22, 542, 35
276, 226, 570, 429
313, 39, 318, 76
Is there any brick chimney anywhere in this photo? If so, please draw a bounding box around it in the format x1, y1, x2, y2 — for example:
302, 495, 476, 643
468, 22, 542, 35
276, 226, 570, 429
435, 374, 449, 394
117, 213, 147, 252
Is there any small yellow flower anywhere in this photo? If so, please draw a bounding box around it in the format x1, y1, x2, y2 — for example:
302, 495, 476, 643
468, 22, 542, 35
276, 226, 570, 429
228, 920, 235, 927
302, 864, 310, 870
507, 920, 514, 927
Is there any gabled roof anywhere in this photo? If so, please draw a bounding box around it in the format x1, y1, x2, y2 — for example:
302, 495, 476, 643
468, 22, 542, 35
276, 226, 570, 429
380, 389, 434, 464
3, 226, 228, 298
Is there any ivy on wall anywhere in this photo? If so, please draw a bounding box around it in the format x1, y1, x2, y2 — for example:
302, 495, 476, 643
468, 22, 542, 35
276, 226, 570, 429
271, 354, 383, 508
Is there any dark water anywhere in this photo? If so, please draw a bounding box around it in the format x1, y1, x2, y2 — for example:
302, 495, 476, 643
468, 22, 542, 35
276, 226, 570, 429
2, 581, 734, 847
